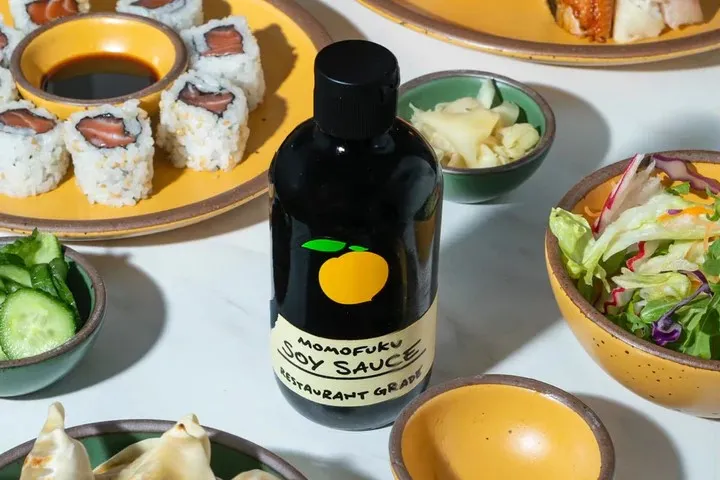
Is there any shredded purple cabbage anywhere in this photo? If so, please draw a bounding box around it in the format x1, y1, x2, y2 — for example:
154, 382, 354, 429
666, 209, 682, 215
652, 154, 720, 194
651, 270, 710, 346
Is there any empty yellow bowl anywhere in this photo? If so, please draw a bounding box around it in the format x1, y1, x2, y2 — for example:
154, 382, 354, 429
389, 375, 614, 480
546, 150, 720, 418
10, 12, 187, 119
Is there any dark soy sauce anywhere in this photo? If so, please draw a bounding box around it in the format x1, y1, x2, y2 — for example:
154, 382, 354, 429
42, 54, 159, 100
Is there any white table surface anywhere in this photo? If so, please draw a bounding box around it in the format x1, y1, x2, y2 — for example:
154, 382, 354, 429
2, 1, 720, 479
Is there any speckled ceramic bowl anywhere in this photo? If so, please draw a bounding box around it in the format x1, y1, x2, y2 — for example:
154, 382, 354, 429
0, 238, 106, 397
546, 150, 720, 418
398, 70, 555, 204
0, 419, 306, 479
389, 375, 614, 480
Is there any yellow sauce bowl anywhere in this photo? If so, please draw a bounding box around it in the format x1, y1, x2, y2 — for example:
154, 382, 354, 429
546, 150, 720, 418
390, 375, 614, 480
10, 12, 187, 119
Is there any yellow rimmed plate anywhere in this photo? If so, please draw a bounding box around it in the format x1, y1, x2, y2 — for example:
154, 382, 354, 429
357, 0, 720, 66
0, 0, 330, 240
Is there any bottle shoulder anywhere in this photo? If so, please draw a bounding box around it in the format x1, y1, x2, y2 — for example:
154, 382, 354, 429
270, 118, 441, 224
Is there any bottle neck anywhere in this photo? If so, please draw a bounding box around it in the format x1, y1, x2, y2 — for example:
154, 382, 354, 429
312, 122, 394, 153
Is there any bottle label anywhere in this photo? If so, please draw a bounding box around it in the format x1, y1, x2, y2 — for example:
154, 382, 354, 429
270, 296, 438, 408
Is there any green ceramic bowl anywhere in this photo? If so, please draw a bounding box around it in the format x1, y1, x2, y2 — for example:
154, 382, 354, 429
0, 420, 306, 479
0, 237, 106, 397
398, 70, 556, 204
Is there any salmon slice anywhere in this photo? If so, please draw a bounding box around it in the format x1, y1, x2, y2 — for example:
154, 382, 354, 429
131, 0, 174, 9
178, 83, 235, 115
27, 0, 78, 25
659, 0, 703, 29
76, 114, 136, 149
0, 108, 55, 134
553, 0, 616, 42
201, 26, 244, 57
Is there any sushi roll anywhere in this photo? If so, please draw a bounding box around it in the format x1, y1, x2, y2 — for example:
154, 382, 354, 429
0, 67, 18, 102
115, 0, 202, 32
181, 16, 265, 111
0, 100, 68, 198
10, 0, 90, 33
0, 16, 24, 68
64, 99, 154, 207
158, 70, 249, 171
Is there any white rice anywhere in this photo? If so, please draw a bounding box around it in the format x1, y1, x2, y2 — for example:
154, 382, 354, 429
158, 69, 249, 171
181, 15, 265, 111
0, 16, 24, 68
64, 99, 154, 207
116, 0, 202, 32
9, 0, 90, 33
0, 67, 18, 102
0, 100, 68, 198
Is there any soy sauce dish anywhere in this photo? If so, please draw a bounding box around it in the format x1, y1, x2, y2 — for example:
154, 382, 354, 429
10, 12, 187, 119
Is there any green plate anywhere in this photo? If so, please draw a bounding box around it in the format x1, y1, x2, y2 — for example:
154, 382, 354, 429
0, 420, 306, 479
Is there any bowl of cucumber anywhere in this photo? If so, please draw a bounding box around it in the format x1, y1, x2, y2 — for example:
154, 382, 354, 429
0, 231, 106, 397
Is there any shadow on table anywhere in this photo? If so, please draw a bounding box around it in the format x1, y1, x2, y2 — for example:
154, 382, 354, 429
431, 85, 611, 383
274, 450, 374, 480
576, 395, 684, 480
92, 195, 269, 247
18, 253, 167, 399
294, 0, 366, 41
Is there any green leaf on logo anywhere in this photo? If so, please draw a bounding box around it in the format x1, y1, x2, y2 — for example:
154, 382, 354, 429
349, 245, 368, 252
302, 239, 346, 252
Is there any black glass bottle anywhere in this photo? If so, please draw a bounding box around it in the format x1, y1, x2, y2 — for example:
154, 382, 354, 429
269, 40, 442, 431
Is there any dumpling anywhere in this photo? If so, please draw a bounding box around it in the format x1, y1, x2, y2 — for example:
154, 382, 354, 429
94, 414, 215, 480
231, 470, 282, 480
20, 402, 94, 480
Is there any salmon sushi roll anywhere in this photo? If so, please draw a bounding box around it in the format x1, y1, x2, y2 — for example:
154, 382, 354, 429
64, 99, 154, 207
10, 0, 90, 33
0, 100, 68, 198
0, 16, 25, 68
0, 67, 18, 102
116, 0, 202, 32
181, 16, 265, 111
158, 70, 249, 172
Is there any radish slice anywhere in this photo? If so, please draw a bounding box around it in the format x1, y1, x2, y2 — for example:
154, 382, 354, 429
626, 241, 660, 271
594, 154, 654, 235
652, 154, 720, 194
601, 286, 634, 314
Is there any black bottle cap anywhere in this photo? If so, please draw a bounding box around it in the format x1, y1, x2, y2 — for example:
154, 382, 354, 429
313, 40, 400, 140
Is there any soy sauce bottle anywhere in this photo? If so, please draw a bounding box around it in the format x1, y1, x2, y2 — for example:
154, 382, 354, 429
269, 40, 442, 431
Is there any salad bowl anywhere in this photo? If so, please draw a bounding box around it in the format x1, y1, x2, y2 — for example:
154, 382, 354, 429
545, 150, 720, 418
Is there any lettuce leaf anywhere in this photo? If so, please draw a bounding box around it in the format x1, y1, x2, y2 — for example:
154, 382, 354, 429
612, 269, 692, 301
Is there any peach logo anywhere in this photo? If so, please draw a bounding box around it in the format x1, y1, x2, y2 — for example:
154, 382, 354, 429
302, 238, 389, 305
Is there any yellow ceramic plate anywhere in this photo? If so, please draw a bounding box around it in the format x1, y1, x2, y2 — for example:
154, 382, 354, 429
357, 0, 720, 65
0, 0, 330, 240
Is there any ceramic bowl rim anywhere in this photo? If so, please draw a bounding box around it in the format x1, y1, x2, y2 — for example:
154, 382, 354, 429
388, 374, 615, 480
545, 149, 720, 371
10, 12, 188, 107
0, 419, 308, 480
0, 236, 106, 369
398, 69, 556, 176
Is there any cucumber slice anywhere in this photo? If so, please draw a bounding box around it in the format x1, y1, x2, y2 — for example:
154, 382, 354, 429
31, 264, 59, 298
32, 232, 63, 265
3, 279, 23, 294
0, 264, 31, 287
0, 347, 6, 361
48, 257, 69, 282
0, 290, 76, 360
